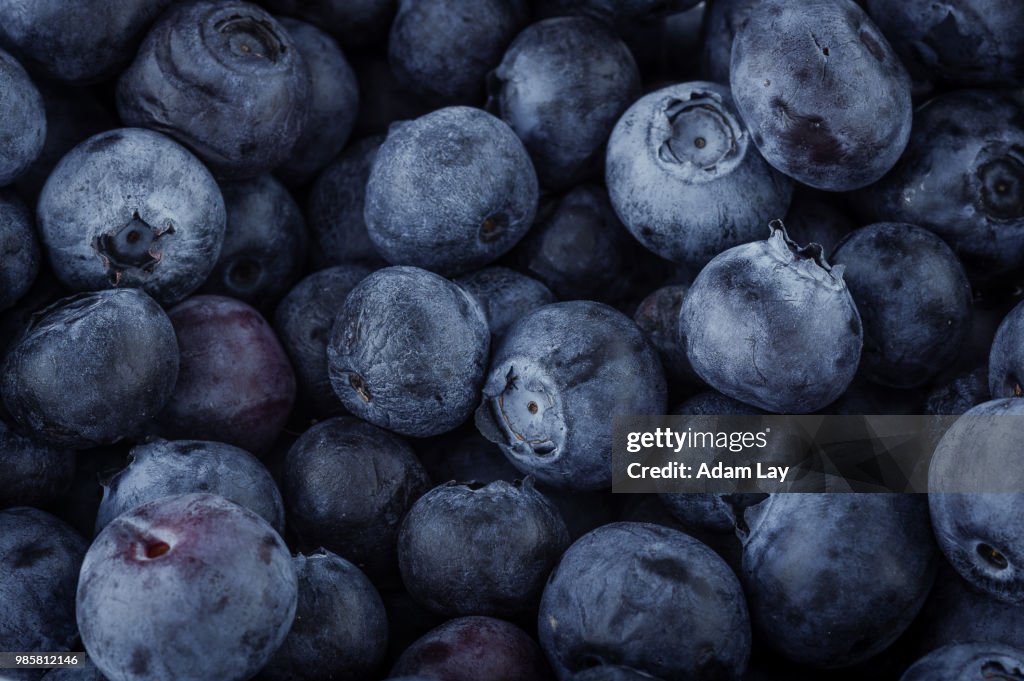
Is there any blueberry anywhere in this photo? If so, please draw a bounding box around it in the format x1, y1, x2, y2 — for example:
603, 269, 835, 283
925, 367, 990, 416
0, 419, 74, 510
511, 184, 654, 302
260, 0, 396, 51
0, 0, 171, 84
455, 266, 555, 339
538, 522, 751, 680
398, 478, 569, 618
328, 266, 490, 437
989, 300, 1024, 398
273, 264, 374, 417
154, 295, 296, 456
274, 18, 358, 186
390, 616, 554, 681
116, 0, 311, 179
389, 0, 527, 106
258, 549, 388, 681
306, 135, 385, 268
699, 0, 756, 85
865, 0, 1024, 90
2, 289, 178, 449
77, 493, 297, 681
680, 223, 862, 413
606, 81, 792, 267
831, 223, 973, 388
283, 416, 431, 580
730, 0, 912, 191
488, 16, 641, 191
633, 284, 699, 387
200, 174, 307, 308
0, 48, 45, 186
37, 128, 227, 306
740, 494, 937, 667
856, 90, 1024, 282
96, 439, 285, 535
476, 301, 666, 490
364, 107, 538, 275
544, 0, 702, 22
901, 643, 1024, 681
0, 507, 86, 672
0, 190, 39, 312
929, 398, 1024, 605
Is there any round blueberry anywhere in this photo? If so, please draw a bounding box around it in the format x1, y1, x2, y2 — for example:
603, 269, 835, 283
900, 643, 1024, 681
0, 48, 45, 186
989, 300, 1024, 399
328, 266, 490, 437
364, 107, 538, 275
0, 419, 74, 510
0, 190, 39, 312
455, 266, 554, 339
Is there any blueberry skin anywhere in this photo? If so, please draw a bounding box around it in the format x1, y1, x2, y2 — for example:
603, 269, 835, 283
0, 0, 171, 84
0, 48, 44, 187
865, 0, 1024, 89
200, 174, 307, 307
488, 17, 640, 191
95, 439, 285, 535
0, 419, 74, 510
570, 668, 662, 681
1, 289, 179, 449
390, 616, 554, 681
680, 224, 862, 413
37, 128, 227, 306
730, 0, 912, 191
273, 264, 373, 417
511, 185, 650, 302
389, 0, 526, 106
741, 494, 937, 668
699, 0, 756, 85
283, 416, 431, 579
260, 0, 396, 51
258, 549, 388, 681
476, 301, 667, 491
77, 493, 297, 681
925, 367, 990, 416
901, 644, 1024, 681
856, 91, 1024, 282
328, 266, 490, 437
154, 295, 296, 456
116, 0, 311, 180
398, 479, 569, 618
606, 81, 792, 267
306, 135, 384, 268
455, 266, 555, 338
538, 522, 751, 680
929, 398, 1024, 605
990, 300, 1024, 398
633, 284, 697, 386
275, 18, 358, 186
364, 107, 538, 275
0, 508, 87, 668
831, 223, 972, 389
0, 190, 39, 312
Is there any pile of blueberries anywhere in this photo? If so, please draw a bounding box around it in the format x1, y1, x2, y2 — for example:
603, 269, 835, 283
2, 0, 1024, 679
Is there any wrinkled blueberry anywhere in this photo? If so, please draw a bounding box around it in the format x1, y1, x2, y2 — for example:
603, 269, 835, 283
77, 493, 297, 681
96, 439, 285, 535
398, 479, 569, 618
2, 289, 178, 449
274, 264, 373, 417
476, 301, 666, 490
328, 266, 490, 437
730, 0, 912, 190
681, 223, 862, 413
154, 295, 296, 456
0, 48, 45, 187
274, 18, 358, 186
539, 522, 751, 680
831, 223, 972, 388
607, 81, 792, 266
117, 0, 311, 179
37, 128, 226, 306
200, 174, 307, 307
364, 107, 537, 275
488, 16, 639, 191
455, 266, 554, 338
258, 549, 388, 681
284, 416, 431, 580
